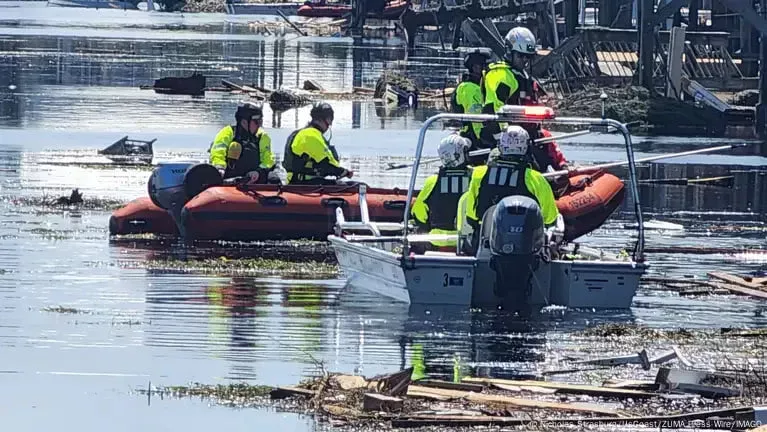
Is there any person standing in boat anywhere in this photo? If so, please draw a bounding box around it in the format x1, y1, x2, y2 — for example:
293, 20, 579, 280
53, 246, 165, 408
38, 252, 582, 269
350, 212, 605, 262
450, 50, 492, 164
410, 134, 473, 252
458, 125, 562, 255
282, 102, 354, 185
480, 26, 570, 174
209, 102, 276, 184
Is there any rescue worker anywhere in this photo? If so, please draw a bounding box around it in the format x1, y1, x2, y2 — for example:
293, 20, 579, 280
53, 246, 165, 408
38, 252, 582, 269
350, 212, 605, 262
450, 50, 492, 164
480, 26, 570, 173
458, 125, 561, 255
209, 102, 275, 184
410, 134, 473, 252
282, 102, 354, 185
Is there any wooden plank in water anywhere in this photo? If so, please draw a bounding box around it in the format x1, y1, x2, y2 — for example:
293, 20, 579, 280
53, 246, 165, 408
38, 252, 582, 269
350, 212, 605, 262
406, 385, 620, 416
708, 271, 765, 290
462, 377, 656, 399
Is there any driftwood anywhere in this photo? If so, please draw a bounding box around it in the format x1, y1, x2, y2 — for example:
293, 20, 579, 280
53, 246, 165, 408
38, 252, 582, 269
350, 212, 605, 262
390, 407, 758, 428
463, 377, 657, 399
270, 386, 317, 399
406, 385, 620, 416
362, 393, 403, 412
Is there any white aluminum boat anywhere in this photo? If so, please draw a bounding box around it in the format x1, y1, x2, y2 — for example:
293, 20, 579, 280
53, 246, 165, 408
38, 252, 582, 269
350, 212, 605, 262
328, 105, 649, 309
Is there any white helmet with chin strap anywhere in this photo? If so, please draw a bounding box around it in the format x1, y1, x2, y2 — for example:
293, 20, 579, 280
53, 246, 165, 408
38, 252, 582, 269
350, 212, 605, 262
504, 27, 537, 56
438, 134, 471, 168
498, 125, 530, 157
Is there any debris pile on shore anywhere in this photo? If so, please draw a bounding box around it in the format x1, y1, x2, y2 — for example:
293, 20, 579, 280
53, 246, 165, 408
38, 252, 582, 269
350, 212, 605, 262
547, 85, 650, 124
146, 326, 767, 430
182, 0, 225, 13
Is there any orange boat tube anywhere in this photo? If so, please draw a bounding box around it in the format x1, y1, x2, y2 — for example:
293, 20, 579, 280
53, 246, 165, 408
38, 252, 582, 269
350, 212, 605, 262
109, 173, 625, 242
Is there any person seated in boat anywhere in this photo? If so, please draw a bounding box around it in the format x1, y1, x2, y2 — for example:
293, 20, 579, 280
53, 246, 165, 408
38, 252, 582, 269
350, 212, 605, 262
409, 134, 473, 253
283, 102, 354, 185
209, 102, 276, 184
449, 50, 493, 164
458, 125, 562, 256
479, 26, 570, 173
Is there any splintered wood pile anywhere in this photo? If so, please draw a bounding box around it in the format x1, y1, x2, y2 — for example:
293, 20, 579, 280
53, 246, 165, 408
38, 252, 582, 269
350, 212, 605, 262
264, 360, 767, 429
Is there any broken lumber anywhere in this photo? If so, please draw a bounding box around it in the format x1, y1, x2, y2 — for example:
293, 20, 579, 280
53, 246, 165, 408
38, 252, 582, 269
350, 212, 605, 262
406, 385, 620, 416
709, 272, 767, 290
490, 382, 557, 394
368, 367, 412, 396
416, 379, 484, 393
270, 386, 316, 399
362, 393, 404, 412
575, 349, 651, 370
463, 377, 657, 399
602, 379, 659, 391
656, 367, 740, 398
391, 407, 757, 428
708, 281, 767, 300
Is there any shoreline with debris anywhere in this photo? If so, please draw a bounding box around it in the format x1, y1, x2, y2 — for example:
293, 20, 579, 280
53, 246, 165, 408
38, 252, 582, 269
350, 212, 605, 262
138, 323, 767, 431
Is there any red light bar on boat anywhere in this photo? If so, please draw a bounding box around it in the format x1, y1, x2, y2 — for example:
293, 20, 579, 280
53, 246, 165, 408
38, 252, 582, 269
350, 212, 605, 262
497, 105, 556, 121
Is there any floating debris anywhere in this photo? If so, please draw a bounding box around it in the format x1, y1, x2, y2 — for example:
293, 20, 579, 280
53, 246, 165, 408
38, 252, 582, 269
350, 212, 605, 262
2, 191, 125, 211
41, 306, 88, 314
147, 361, 767, 430
123, 256, 339, 277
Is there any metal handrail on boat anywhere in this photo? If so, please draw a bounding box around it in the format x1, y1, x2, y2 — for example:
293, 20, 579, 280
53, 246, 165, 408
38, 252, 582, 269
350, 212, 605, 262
400, 105, 645, 262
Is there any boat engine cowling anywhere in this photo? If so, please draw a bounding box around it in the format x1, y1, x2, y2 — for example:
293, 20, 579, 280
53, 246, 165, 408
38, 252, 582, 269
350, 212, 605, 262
148, 162, 222, 211
486, 195, 545, 302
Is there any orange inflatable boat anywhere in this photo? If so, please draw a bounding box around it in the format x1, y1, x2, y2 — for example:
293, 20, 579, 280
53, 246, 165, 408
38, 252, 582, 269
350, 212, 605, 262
109, 166, 625, 242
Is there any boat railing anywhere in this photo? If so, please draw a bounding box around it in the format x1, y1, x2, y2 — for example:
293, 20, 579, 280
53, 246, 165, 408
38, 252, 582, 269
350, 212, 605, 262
399, 105, 645, 263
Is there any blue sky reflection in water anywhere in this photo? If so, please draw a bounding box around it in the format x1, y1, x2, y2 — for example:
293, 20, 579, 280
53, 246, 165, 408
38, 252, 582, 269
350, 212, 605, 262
0, 4, 766, 431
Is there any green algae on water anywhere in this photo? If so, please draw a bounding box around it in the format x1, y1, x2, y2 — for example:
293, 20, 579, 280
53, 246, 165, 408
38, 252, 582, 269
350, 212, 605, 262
153, 383, 273, 401
42, 306, 88, 314
135, 256, 339, 277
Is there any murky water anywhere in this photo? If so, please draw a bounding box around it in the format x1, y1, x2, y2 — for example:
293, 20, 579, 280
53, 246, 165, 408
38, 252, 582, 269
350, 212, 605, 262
1, 4, 766, 431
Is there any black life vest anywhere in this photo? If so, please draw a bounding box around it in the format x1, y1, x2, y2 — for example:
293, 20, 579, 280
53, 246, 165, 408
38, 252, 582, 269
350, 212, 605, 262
508, 69, 540, 106
281, 125, 337, 181
423, 167, 471, 230
226, 125, 264, 178
475, 159, 537, 222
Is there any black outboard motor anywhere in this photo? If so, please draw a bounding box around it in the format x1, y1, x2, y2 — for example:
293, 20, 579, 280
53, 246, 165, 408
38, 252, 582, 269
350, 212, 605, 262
486, 195, 545, 305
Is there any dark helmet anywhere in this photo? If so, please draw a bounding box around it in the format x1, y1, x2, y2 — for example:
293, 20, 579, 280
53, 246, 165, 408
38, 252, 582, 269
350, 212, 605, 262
235, 101, 263, 122
310, 102, 334, 123
464, 50, 491, 70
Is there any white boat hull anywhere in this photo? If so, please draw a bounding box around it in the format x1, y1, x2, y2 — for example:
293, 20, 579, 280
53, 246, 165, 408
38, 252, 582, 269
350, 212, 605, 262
330, 235, 646, 309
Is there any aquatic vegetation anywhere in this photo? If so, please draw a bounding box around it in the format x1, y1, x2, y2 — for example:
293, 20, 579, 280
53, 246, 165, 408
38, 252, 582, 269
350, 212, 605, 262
41, 306, 88, 314
127, 256, 339, 277
2, 194, 125, 211
578, 323, 696, 340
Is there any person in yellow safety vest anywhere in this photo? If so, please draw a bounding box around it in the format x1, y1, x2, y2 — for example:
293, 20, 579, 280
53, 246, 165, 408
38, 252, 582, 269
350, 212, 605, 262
208, 102, 276, 184
480, 26, 545, 145
282, 102, 354, 185
457, 125, 561, 255
450, 50, 492, 164
410, 134, 473, 252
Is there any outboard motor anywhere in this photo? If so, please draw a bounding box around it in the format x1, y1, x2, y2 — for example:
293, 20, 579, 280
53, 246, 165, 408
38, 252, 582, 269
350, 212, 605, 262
486, 195, 546, 305
147, 161, 223, 235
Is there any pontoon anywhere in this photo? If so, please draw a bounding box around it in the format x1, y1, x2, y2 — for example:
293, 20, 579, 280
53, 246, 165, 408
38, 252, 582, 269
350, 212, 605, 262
328, 105, 649, 309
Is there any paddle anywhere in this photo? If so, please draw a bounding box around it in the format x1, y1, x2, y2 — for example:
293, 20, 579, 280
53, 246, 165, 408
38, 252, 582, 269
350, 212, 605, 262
541, 143, 749, 179
637, 175, 735, 188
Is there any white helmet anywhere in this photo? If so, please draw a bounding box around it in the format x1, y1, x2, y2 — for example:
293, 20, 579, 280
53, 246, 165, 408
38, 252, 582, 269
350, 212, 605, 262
504, 27, 537, 56
437, 134, 471, 168
499, 125, 529, 157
